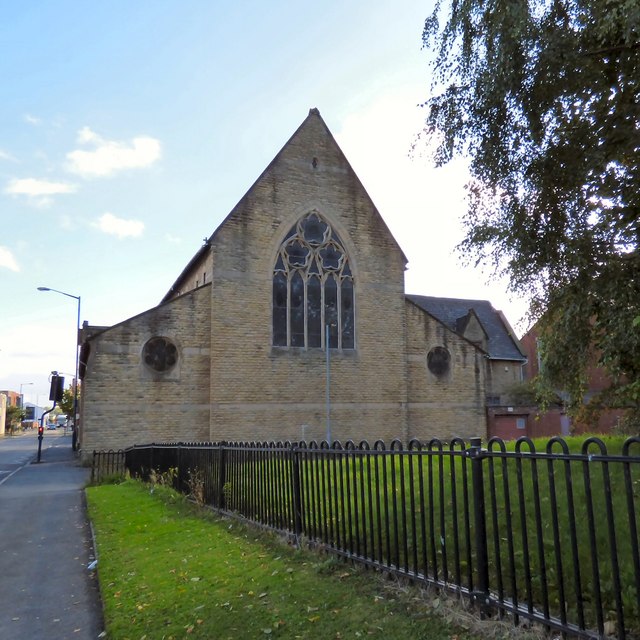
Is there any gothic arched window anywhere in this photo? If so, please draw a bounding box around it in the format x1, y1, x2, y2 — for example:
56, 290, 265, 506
273, 212, 355, 349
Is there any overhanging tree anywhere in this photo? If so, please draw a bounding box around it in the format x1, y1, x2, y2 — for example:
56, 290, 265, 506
6, 405, 25, 434
58, 386, 80, 419
422, 0, 640, 418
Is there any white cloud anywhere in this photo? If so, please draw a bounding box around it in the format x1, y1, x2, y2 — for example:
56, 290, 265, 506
5, 177, 77, 197
23, 113, 42, 126
0, 246, 19, 272
165, 233, 182, 244
4, 177, 77, 207
0, 149, 17, 162
94, 212, 144, 238
66, 127, 161, 178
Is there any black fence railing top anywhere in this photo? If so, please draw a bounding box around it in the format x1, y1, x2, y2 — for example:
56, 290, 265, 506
125, 435, 640, 458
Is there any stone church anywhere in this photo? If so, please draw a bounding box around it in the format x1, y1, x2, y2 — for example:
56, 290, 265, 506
79, 109, 525, 459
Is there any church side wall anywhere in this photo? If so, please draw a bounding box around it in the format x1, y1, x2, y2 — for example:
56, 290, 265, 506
80, 287, 211, 460
485, 359, 525, 404
207, 118, 409, 445
405, 302, 487, 441
166, 252, 213, 300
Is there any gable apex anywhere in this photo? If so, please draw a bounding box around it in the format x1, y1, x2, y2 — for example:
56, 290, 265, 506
163, 109, 407, 302
407, 294, 526, 361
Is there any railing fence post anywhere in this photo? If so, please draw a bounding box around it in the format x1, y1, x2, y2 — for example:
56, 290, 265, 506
177, 443, 183, 492
291, 444, 303, 542
217, 443, 227, 510
470, 436, 491, 617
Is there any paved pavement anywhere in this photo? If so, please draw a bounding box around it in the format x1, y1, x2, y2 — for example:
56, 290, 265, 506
0, 432, 104, 639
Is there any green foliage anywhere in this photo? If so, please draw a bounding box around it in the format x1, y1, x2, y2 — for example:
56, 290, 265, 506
503, 380, 556, 406
612, 410, 640, 435
422, 0, 640, 414
5, 405, 25, 432
58, 385, 80, 417
148, 466, 177, 488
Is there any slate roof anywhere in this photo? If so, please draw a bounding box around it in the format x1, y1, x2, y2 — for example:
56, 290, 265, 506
406, 294, 526, 361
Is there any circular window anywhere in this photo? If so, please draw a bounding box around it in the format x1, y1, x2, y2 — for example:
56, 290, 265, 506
143, 337, 178, 372
427, 346, 451, 377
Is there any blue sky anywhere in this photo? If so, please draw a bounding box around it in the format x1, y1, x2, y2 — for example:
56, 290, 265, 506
0, 0, 529, 406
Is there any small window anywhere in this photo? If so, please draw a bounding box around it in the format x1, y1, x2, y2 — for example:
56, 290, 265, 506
516, 417, 526, 430
143, 337, 178, 373
427, 346, 451, 377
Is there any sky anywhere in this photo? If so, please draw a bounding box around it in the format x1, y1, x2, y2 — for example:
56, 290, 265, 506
0, 0, 531, 408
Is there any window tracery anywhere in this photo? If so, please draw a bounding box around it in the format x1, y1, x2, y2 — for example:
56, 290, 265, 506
273, 212, 354, 349
143, 336, 178, 372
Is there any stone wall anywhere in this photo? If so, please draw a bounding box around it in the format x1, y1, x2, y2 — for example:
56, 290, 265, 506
80, 110, 497, 456
80, 286, 211, 459
206, 111, 410, 445
405, 300, 487, 441
485, 359, 525, 404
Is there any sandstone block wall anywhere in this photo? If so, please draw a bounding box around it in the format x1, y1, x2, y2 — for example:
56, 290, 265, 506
206, 111, 410, 445
80, 287, 211, 460
405, 301, 486, 441
485, 359, 525, 404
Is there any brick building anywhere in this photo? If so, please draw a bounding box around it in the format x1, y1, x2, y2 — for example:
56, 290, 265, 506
79, 109, 524, 458
517, 326, 626, 436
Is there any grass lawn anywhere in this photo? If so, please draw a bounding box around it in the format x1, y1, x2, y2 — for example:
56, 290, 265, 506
87, 480, 482, 640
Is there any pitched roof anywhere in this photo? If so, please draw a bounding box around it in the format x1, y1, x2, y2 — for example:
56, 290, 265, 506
406, 294, 526, 361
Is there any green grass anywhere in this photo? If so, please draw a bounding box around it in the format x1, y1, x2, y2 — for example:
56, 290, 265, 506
115, 435, 640, 636
86, 479, 474, 640
251, 435, 640, 634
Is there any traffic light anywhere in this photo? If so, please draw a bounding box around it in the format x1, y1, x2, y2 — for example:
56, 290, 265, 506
49, 374, 65, 402
37, 425, 44, 437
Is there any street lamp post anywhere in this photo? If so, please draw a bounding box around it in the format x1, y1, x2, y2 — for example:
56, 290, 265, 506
37, 287, 81, 451
19, 382, 34, 410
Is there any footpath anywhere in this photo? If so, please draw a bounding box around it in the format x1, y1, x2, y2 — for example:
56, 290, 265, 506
0, 433, 104, 639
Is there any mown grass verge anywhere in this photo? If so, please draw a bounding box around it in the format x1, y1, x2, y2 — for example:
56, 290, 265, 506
87, 479, 479, 640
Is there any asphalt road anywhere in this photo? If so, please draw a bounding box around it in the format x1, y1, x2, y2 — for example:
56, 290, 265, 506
0, 432, 104, 639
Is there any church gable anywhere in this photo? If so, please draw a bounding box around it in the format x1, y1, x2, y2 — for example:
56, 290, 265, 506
201, 109, 411, 443
455, 309, 489, 351
165, 109, 407, 304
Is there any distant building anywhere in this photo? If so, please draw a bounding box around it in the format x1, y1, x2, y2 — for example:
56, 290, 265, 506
79, 109, 524, 458
0, 393, 6, 436
519, 326, 626, 436
0, 390, 20, 408
0, 390, 20, 436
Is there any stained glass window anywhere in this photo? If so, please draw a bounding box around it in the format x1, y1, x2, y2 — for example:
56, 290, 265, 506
272, 211, 355, 349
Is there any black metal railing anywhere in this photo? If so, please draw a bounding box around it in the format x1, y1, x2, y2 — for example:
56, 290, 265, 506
91, 448, 126, 484
93, 436, 640, 639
